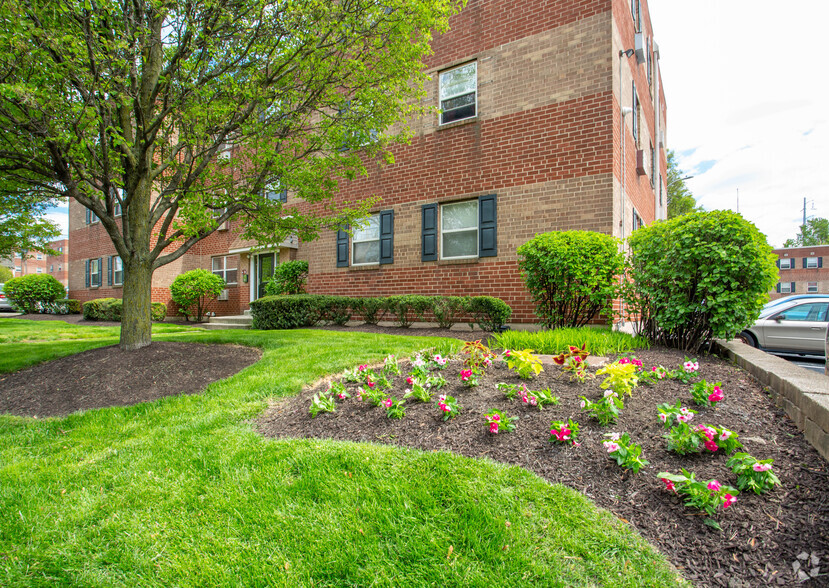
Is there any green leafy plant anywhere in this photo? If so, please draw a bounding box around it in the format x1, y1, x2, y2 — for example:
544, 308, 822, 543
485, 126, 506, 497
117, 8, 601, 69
328, 381, 350, 400
658, 470, 739, 516
549, 418, 580, 445
625, 210, 778, 353
170, 269, 226, 322
519, 387, 558, 410
382, 397, 405, 420
309, 392, 336, 417
431, 295, 468, 329
484, 409, 518, 434
726, 453, 781, 495
690, 380, 724, 407
458, 368, 479, 388
497, 382, 528, 401
506, 348, 543, 379
3, 273, 65, 313
356, 297, 388, 325
668, 358, 700, 384
696, 424, 741, 454
596, 360, 639, 397
357, 385, 385, 407
656, 400, 696, 428
602, 433, 649, 474
517, 230, 624, 328
492, 327, 649, 356
383, 354, 402, 376
264, 260, 308, 295
436, 394, 461, 421
386, 294, 432, 328
465, 296, 512, 332
342, 366, 362, 383
663, 422, 704, 455
425, 374, 447, 390
403, 379, 432, 403
580, 393, 623, 426
461, 340, 495, 371
638, 365, 670, 386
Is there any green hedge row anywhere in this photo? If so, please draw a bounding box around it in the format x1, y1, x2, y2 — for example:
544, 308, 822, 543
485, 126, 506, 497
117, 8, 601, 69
249, 294, 512, 331
82, 298, 167, 322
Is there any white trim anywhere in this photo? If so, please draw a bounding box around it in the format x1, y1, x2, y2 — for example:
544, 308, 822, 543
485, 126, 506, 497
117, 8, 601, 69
440, 200, 479, 260
439, 62, 477, 126
249, 255, 255, 303
806, 257, 819, 269
351, 213, 380, 266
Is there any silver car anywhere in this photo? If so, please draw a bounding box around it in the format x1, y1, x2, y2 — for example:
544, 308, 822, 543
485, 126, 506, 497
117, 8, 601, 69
739, 297, 829, 356
0, 283, 13, 312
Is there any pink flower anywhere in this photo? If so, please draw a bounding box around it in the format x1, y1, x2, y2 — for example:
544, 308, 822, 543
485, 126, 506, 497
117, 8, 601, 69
697, 425, 715, 440
439, 403, 449, 412
383, 399, 392, 408
529, 397, 537, 406
704, 440, 719, 452
521, 395, 529, 404
337, 392, 347, 400
652, 366, 659, 372
707, 480, 721, 492
491, 414, 501, 422
603, 390, 615, 398
659, 413, 667, 423
579, 400, 586, 409
723, 493, 736, 509
753, 463, 772, 472
719, 429, 731, 440
504, 350, 512, 358
661, 478, 676, 493
677, 413, 693, 423
683, 360, 699, 373
680, 407, 690, 415
406, 376, 413, 385
619, 357, 631, 364
460, 369, 472, 381
604, 441, 620, 453
708, 387, 724, 403
484, 358, 492, 367
489, 422, 499, 434
632, 359, 643, 367
358, 364, 367, 372
367, 381, 375, 389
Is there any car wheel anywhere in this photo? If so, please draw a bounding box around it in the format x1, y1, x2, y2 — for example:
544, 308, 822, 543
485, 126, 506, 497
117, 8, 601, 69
737, 331, 757, 348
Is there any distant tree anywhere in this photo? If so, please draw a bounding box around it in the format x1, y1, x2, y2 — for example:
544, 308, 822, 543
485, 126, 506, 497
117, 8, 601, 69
0, 190, 61, 258
783, 217, 829, 247
666, 150, 701, 219
0, 265, 13, 282
0, 0, 464, 350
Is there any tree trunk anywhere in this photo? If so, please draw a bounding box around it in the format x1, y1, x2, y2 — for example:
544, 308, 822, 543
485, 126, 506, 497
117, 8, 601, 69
120, 258, 154, 350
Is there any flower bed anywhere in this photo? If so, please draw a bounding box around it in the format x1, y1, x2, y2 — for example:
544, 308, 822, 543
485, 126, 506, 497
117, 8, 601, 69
257, 346, 829, 587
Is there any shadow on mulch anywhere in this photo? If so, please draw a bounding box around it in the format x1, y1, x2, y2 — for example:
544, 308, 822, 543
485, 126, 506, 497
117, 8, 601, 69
0, 342, 261, 418
257, 348, 829, 588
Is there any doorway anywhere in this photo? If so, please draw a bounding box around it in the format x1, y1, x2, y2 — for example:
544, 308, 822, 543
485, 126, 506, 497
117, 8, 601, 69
257, 253, 275, 299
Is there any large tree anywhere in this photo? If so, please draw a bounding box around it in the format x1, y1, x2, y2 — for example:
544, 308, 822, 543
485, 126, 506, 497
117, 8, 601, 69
783, 217, 829, 247
0, 0, 463, 349
666, 149, 700, 219
0, 190, 62, 258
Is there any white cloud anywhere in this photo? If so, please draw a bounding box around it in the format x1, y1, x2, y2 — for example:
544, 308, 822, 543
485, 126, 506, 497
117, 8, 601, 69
45, 207, 69, 239
649, 0, 829, 247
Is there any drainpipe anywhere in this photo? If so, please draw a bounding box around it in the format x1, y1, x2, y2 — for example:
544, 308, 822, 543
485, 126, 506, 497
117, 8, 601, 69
619, 48, 635, 328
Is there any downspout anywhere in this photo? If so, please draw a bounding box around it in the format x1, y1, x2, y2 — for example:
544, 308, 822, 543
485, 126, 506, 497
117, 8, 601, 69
618, 48, 635, 327
654, 43, 662, 220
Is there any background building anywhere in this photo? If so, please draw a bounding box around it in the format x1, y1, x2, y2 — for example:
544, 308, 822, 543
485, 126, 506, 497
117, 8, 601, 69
772, 245, 828, 298
8, 239, 68, 288
69, 0, 668, 323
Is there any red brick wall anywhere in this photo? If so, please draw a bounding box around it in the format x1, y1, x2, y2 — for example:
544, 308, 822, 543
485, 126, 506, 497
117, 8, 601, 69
771, 246, 829, 299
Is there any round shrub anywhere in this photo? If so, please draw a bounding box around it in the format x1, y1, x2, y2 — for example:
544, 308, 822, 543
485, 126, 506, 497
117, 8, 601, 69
264, 260, 308, 296
83, 298, 166, 322
466, 296, 512, 332
170, 269, 226, 322
3, 274, 66, 313
625, 210, 778, 353
518, 231, 623, 328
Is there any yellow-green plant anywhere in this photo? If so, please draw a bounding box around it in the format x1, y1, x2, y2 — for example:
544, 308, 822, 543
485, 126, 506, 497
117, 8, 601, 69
596, 361, 639, 397
507, 349, 543, 379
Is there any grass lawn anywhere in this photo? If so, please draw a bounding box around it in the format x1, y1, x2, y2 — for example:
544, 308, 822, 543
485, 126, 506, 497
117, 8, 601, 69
0, 319, 686, 587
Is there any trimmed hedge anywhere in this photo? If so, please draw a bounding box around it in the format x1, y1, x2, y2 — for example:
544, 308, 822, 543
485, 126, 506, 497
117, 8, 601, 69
45, 299, 82, 315
83, 298, 167, 322
3, 274, 66, 313
249, 294, 513, 331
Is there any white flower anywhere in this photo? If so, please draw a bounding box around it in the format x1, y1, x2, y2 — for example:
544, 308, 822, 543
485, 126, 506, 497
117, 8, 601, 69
608, 432, 621, 441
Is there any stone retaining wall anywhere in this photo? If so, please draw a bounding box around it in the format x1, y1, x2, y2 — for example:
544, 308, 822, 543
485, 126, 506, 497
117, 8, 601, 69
716, 340, 829, 461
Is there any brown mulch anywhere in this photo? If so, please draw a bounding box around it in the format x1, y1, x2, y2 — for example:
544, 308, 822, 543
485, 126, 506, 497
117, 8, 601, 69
257, 348, 829, 588
8, 313, 197, 327
0, 342, 261, 418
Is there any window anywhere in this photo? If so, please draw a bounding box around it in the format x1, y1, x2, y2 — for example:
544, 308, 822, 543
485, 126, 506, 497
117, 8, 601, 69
649, 141, 655, 187
776, 302, 828, 322
110, 256, 123, 286
779, 258, 793, 269
36, 267, 42, 273
49, 264, 54, 272
646, 37, 652, 86
632, 210, 644, 231
212, 256, 238, 285
806, 257, 819, 269
352, 213, 380, 265
36, 253, 42, 260
87, 258, 102, 287
631, 82, 639, 145
439, 62, 477, 125
337, 210, 394, 267
85, 208, 98, 224
57, 247, 63, 253
263, 179, 287, 203
421, 196, 496, 261
807, 282, 818, 293
779, 282, 794, 294
14, 266, 20, 273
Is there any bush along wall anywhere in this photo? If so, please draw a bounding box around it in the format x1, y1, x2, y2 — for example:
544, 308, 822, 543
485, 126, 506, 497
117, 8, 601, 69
249, 294, 512, 331
82, 298, 167, 322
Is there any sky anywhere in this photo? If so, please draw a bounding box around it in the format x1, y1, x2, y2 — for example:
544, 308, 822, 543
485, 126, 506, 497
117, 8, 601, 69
648, 0, 828, 248
45, 2, 827, 248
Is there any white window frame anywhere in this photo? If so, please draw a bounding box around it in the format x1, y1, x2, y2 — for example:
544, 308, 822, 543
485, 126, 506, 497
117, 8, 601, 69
36, 253, 42, 260
806, 257, 818, 269
212, 255, 238, 285
112, 256, 123, 286
780, 282, 794, 294
807, 282, 818, 293
779, 258, 792, 269
36, 267, 42, 273
440, 200, 479, 260
439, 62, 477, 126
89, 258, 101, 287
351, 213, 380, 266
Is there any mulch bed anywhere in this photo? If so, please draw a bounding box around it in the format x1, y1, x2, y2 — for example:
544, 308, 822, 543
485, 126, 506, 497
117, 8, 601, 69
257, 348, 829, 587
0, 342, 261, 418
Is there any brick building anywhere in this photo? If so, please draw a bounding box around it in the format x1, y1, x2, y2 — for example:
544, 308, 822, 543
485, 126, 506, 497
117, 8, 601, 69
9, 239, 69, 288
68, 0, 668, 323
772, 245, 828, 298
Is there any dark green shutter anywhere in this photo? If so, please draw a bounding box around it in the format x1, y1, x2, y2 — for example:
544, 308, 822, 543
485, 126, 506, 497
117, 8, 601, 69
819, 257, 823, 268
379, 209, 394, 265
97, 258, 103, 287
107, 256, 112, 286
85, 260, 90, 287
776, 259, 780, 268
791, 282, 796, 293
803, 258, 807, 268
336, 227, 349, 267
421, 204, 438, 261
478, 194, 497, 257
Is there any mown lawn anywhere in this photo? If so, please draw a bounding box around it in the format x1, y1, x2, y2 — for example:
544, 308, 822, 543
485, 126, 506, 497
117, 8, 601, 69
0, 319, 686, 587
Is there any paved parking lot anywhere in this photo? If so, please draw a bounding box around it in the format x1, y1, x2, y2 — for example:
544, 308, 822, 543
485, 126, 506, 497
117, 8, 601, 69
779, 354, 825, 375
